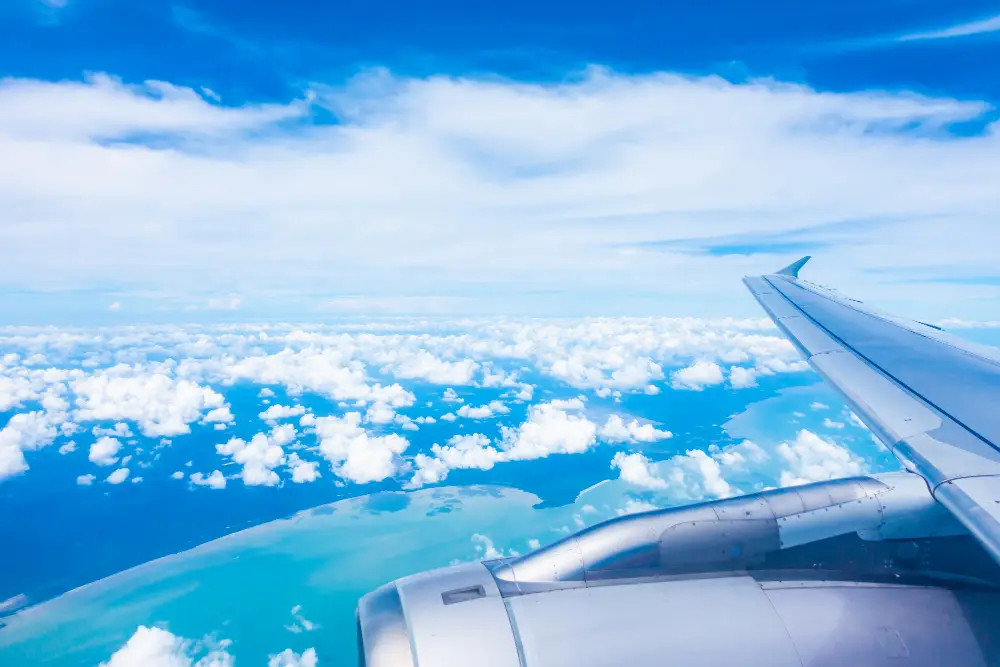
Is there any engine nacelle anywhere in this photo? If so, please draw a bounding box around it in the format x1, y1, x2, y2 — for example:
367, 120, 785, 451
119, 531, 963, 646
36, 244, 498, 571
357, 473, 1000, 666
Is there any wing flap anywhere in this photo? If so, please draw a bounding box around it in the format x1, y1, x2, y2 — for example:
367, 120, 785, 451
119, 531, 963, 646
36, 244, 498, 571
744, 260, 1000, 566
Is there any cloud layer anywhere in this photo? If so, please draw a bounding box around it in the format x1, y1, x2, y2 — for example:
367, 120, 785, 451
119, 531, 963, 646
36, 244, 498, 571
1, 69, 999, 317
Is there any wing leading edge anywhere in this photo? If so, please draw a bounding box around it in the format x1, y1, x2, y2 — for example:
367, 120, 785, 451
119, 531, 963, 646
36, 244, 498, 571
744, 259, 1000, 565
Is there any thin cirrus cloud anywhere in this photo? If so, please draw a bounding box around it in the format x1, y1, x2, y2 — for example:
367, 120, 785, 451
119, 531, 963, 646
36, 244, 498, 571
1, 68, 999, 318
898, 13, 1000, 41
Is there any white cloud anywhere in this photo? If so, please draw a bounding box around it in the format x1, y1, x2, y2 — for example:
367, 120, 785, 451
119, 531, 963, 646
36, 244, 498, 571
710, 439, 767, 469
77, 473, 95, 485
670, 361, 724, 391
287, 453, 320, 483
441, 388, 464, 403
611, 452, 668, 489
410, 433, 502, 486
777, 429, 865, 487
471, 533, 517, 560
456, 400, 509, 419
222, 349, 414, 408
191, 470, 226, 489
171, 471, 185, 479
310, 412, 409, 484
617, 498, 660, 516
58, 440, 77, 454
106, 467, 130, 484
268, 648, 318, 667
899, 13, 1000, 41
501, 399, 597, 460
72, 370, 228, 437
3, 69, 999, 319
89, 436, 122, 466
599, 414, 672, 443
284, 604, 319, 634
216, 432, 287, 486
203, 406, 234, 424
0, 394, 70, 479
410, 399, 598, 486
259, 404, 306, 422
93, 422, 133, 438
822, 417, 845, 430
99, 625, 234, 667
108, 301, 122, 311
677, 449, 732, 498
729, 366, 758, 389
810, 402, 829, 410
390, 351, 479, 385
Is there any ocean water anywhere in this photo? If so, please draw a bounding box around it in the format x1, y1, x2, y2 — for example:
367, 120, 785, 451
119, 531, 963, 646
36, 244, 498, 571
0, 373, 818, 608
0, 484, 628, 666
0, 372, 906, 666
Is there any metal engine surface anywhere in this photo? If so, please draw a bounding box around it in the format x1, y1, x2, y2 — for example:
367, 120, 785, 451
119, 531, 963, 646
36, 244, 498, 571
357, 474, 1000, 666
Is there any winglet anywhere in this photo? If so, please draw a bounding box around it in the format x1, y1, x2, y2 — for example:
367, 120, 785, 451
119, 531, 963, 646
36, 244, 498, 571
776, 256, 811, 278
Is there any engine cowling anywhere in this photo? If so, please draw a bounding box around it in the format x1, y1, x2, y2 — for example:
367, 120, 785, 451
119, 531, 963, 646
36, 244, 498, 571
357, 473, 1000, 667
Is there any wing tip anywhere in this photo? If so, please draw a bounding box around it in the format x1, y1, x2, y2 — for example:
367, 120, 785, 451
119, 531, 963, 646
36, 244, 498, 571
776, 255, 811, 278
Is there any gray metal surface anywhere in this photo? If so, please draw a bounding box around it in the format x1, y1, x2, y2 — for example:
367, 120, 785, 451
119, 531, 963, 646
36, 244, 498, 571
491, 472, 961, 594
394, 562, 521, 667
357, 471, 1000, 666
763, 582, 993, 666
356, 582, 417, 667
504, 576, 802, 667
744, 261, 1000, 565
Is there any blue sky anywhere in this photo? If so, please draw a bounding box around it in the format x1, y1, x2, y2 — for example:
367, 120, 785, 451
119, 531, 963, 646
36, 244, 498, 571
2, 0, 1000, 322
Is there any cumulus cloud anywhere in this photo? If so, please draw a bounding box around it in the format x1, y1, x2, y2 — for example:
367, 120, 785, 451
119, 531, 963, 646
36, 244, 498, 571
310, 412, 409, 484
409, 399, 598, 486
191, 470, 226, 489
670, 361, 725, 391
599, 415, 672, 443
822, 417, 845, 430
456, 400, 509, 419
203, 406, 234, 424
390, 350, 479, 385
72, 370, 229, 437
223, 348, 414, 409
268, 648, 318, 667
410, 433, 502, 486
287, 453, 320, 483
500, 399, 597, 460
99, 625, 234, 667
471, 533, 517, 560
106, 467, 130, 484
441, 388, 464, 403
709, 440, 767, 469
777, 429, 865, 487
0, 402, 68, 479
77, 473, 95, 485
216, 432, 287, 487
259, 404, 306, 423
728, 366, 758, 389
613, 448, 734, 500
611, 452, 668, 489
89, 436, 122, 466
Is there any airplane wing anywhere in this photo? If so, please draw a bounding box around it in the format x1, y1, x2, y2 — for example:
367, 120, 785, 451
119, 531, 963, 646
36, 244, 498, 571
745, 257, 1000, 565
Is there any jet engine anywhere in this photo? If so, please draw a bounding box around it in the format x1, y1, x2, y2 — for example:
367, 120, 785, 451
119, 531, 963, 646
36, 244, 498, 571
357, 472, 1000, 666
